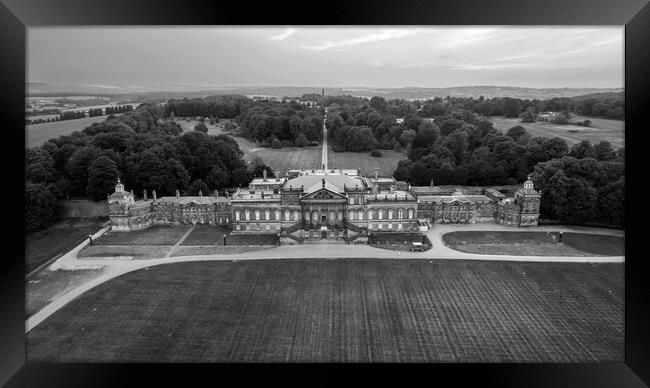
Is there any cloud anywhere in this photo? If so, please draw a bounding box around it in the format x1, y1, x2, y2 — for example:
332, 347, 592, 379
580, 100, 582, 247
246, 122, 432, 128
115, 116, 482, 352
302, 29, 416, 50
270, 27, 297, 41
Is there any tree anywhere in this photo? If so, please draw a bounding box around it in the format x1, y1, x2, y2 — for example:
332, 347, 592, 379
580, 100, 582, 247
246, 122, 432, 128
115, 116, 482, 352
540, 137, 569, 160
551, 113, 569, 125
249, 157, 274, 178
86, 156, 119, 201
25, 182, 58, 232
26, 148, 56, 184
594, 141, 616, 161
205, 165, 229, 189
294, 133, 309, 147
412, 121, 439, 149
569, 140, 597, 159
502, 98, 522, 118
66, 146, 102, 196
194, 122, 208, 133
369, 96, 388, 113
506, 125, 527, 142
187, 179, 210, 195
520, 107, 536, 123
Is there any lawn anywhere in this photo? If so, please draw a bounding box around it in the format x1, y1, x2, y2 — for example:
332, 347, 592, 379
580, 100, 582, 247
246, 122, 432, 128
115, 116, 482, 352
171, 246, 273, 257
25, 218, 107, 273
26, 115, 123, 148
244, 147, 322, 172
370, 232, 432, 252
443, 231, 624, 256
26, 268, 105, 319
26, 259, 623, 362
78, 245, 172, 260
181, 225, 233, 246
226, 234, 279, 246
489, 116, 624, 149
94, 225, 190, 246
177, 118, 323, 172
327, 148, 407, 177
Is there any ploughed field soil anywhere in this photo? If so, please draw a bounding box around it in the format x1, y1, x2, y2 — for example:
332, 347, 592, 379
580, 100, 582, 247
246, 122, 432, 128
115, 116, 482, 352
443, 231, 624, 256
27, 259, 623, 362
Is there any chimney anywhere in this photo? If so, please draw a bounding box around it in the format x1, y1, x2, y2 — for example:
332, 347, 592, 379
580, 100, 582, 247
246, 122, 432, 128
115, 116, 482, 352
176, 190, 180, 197
263, 169, 267, 181
274, 169, 280, 181
430, 179, 434, 187
374, 168, 378, 180
199, 190, 203, 197
143, 189, 148, 201
153, 190, 157, 201
322, 178, 326, 188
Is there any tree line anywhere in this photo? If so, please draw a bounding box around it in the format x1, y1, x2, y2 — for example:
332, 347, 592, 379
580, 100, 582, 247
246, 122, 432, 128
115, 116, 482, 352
25, 104, 264, 232
388, 109, 624, 226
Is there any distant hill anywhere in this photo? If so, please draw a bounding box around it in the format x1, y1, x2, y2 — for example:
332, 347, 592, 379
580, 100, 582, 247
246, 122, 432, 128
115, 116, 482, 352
569, 91, 624, 101
27, 83, 624, 101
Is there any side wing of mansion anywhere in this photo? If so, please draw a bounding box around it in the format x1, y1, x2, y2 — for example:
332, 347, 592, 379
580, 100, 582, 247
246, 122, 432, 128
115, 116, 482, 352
109, 168, 540, 240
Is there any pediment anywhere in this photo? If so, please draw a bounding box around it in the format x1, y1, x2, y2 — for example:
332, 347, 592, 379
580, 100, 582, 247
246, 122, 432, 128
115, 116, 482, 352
302, 188, 346, 200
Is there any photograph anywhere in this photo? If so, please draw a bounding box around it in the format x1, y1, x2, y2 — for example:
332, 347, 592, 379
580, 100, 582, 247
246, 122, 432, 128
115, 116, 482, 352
21, 25, 629, 365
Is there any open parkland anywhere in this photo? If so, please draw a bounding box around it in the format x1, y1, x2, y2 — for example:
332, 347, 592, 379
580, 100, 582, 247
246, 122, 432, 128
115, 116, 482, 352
25, 219, 624, 362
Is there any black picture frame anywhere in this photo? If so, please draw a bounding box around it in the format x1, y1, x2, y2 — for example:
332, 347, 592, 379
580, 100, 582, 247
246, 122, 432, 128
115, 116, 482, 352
2, 0, 648, 386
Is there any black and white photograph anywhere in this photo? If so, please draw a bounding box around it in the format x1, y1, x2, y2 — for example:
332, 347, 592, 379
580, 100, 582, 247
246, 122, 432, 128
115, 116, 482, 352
20, 25, 629, 364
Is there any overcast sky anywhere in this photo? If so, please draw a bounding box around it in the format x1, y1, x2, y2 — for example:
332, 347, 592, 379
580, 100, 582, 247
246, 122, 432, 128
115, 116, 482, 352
28, 26, 624, 89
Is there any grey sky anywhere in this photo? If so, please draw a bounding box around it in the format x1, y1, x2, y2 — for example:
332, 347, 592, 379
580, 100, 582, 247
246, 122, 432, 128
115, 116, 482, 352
28, 26, 624, 89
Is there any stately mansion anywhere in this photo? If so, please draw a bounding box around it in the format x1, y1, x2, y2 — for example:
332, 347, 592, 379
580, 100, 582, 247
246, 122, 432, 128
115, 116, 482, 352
108, 167, 540, 241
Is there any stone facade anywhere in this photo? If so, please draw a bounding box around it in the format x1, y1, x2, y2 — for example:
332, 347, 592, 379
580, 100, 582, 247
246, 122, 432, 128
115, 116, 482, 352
108, 170, 540, 236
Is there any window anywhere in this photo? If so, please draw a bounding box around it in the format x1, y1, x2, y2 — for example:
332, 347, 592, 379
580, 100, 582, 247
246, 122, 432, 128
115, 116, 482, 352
388, 209, 393, 219
266, 224, 270, 230
378, 209, 383, 220
378, 222, 383, 229
398, 223, 403, 230
349, 197, 354, 204
349, 211, 354, 220
358, 210, 364, 220
398, 208, 403, 219
294, 210, 299, 221
235, 211, 240, 221
245, 210, 250, 220
275, 210, 280, 220
305, 211, 310, 221
408, 208, 414, 219
265, 209, 270, 220
285, 210, 290, 220
388, 223, 392, 229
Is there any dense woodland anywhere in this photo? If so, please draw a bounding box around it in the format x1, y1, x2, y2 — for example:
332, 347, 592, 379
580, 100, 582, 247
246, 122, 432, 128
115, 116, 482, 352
26, 93, 625, 232
25, 104, 271, 232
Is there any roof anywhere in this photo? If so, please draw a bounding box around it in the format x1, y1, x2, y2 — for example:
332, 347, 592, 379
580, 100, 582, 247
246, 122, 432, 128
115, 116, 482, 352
108, 191, 133, 200
156, 196, 230, 205
366, 190, 415, 201
285, 173, 364, 194
304, 180, 343, 195
417, 195, 493, 204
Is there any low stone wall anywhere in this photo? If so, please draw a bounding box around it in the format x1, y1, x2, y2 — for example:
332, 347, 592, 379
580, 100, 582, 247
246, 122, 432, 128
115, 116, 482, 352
57, 200, 109, 218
